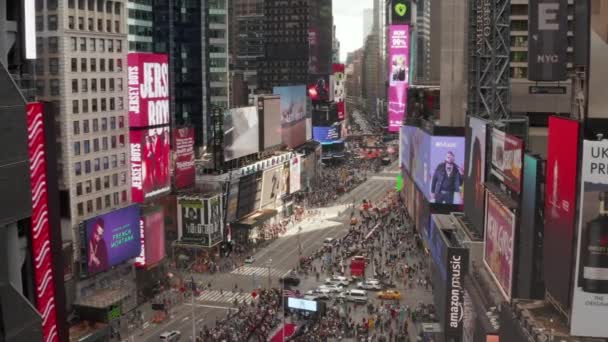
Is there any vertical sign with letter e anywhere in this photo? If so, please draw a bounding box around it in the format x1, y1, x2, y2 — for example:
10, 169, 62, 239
528, 0, 568, 81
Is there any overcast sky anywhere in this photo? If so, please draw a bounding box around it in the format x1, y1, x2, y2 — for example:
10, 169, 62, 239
333, 0, 372, 62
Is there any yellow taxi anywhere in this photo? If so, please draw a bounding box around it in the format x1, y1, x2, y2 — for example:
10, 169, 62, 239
377, 290, 401, 300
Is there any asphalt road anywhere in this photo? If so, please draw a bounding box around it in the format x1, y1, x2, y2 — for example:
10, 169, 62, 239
137, 162, 411, 341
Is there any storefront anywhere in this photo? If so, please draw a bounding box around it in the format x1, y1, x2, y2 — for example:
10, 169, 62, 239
231, 209, 278, 245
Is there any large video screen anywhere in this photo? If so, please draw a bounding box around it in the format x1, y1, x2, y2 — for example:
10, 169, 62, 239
464, 117, 487, 236
312, 125, 341, 144
130, 126, 171, 202
84, 205, 141, 275
260, 96, 282, 149
127, 53, 169, 128
260, 166, 283, 209
288, 297, 317, 312
135, 208, 165, 268
387, 25, 410, 132
332, 64, 345, 120
484, 191, 515, 300
274, 85, 307, 148
223, 106, 260, 161
490, 129, 524, 194
174, 127, 195, 189
289, 155, 302, 194
308, 74, 330, 102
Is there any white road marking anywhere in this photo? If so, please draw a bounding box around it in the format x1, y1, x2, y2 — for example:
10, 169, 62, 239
184, 303, 236, 310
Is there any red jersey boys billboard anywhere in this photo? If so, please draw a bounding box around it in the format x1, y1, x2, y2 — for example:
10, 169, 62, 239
174, 127, 195, 189
127, 53, 169, 128
543, 116, 580, 310
27, 102, 59, 342
130, 126, 171, 202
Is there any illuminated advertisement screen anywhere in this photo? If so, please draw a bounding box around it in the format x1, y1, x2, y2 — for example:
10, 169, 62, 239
308, 74, 331, 101
260, 166, 283, 209
130, 126, 171, 202
288, 297, 317, 312
223, 106, 260, 161
332, 64, 345, 120
484, 191, 515, 300
135, 209, 165, 268
127, 53, 169, 128
387, 25, 410, 132
464, 117, 488, 235
84, 205, 141, 275
290, 155, 302, 194
174, 127, 195, 189
543, 116, 579, 310
399, 125, 416, 173
274, 85, 307, 148
312, 125, 341, 144
491, 129, 524, 194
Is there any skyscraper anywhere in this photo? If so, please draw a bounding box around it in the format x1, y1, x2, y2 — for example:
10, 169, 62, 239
232, 0, 264, 93
127, 0, 153, 52
363, 8, 374, 42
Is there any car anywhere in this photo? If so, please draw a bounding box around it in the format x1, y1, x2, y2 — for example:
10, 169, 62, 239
244, 256, 255, 264
377, 290, 402, 300
279, 275, 301, 286
325, 276, 350, 286
306, 289, 330, 300
342, 289, 368, 303
357, 279, 382, 291
160, 330, 181, 341
318, 284, 343, 293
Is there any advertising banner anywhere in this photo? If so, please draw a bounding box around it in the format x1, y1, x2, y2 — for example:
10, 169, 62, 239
403, 171, 416, 220
464, 116, 487, 235
260, 167, 283, 209
127, 53, 169, 127
237, 173, 260, 219
387, 25, 410, 132
571, 140, 608, 337
259, 96, 282, 149
588, 0, 608, 119
446, 248, 468, 339
177, 198, 207, 244
308, 74, 330, 102
84, 205, 141, 275
135, 209, 165, 268
544, 116, 579, 309
130, 126, 171, 202
484, 191, 515, 300
274, 85, 308, 148
226, 181, 239, 223
391, 0, 412, 24
528, 0, 568, 81
290, 155, 302, 194
208, 195, 223, 246
491, 129, 524, 194
426, 136, 465, 205
174, 127, 195, 189
223, 106, 260, 161
26, 102, 59, 342
332, 64, 345, 120
312, 125, 341, 143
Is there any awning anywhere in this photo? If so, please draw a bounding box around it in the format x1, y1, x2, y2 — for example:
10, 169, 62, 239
233, 209, 278, 229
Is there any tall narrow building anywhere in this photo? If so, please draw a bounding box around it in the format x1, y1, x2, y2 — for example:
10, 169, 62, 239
127, 0, 153, 52
232, 0, 264, 93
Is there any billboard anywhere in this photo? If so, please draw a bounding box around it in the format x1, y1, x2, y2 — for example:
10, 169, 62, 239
83, 205, 141, 275
26, 102, 59, 342
308, 74, 330, 101
427, 136, 465, 205
528, 0, 568, 81
490, 129, 524, 194
387, 25, 410, 132
399, 125, 416, 173
571, 140, 608, 337
174, 127, 195, 189
135, 209, 165, 268
127, 53, 169, 127
237, 173, 260, 219
446, 248, 468, 338
130, 126, 171, 202
177, 198, 207, 244
332, 64, 345, 120
484, 191, 515, 300
544, 116, 579, 309
260, 166, 283, 209
391, 0, 412, 24
259, 96, 282, 149
208, 195, 223, 246
274, 85, 307, 148
226, 181, 239, 223
312, 125, 341, 144
290, 155, 302, 194
464, 117, 487, 235
223, 106, 260, 161
588, 0, 608, 119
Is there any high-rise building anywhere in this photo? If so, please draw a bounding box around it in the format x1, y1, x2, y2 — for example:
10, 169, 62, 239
232, 0, 264, 93
332, 24, 340, 63
127, 0, 153, 52
35, 0, 134, 311
207, 0, 229, 109
362, 33, 380, 116
413, 0, 432, 83
363, 8, 373, 42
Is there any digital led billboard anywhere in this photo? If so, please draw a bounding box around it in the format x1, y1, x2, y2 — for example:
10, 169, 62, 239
258, 95, 282, 149
308, 75, 330, 102
135, 208, 165, 268
260, 166, 283, 209
332, 64, 345, 120
387, 25, 410, 132
130, 126, 171, 202
127, 53, 169, 128
312, 125, 341, 144
174, 127, 195, 189
84, 205, 141, 275
543, 116, 579, 310
290, 155, 302, 194
427, 136, 465, 205
484, 191, 515, 300
223, 106, 260, 161
464, 117, 487, 235
177, 198, 207, 244
274, 85, 307, 148
491, 129, 524, 194
399, 125, 416, 173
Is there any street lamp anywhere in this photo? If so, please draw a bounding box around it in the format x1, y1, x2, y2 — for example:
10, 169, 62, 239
297, 226, 302, 260
267, 258, 272, 289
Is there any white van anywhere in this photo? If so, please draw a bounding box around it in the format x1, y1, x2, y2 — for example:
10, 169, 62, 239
344, 289, 368, 303
160, 330, 181, 341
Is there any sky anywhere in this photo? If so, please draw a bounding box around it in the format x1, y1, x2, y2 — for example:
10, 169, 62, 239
333, 0, 372, 62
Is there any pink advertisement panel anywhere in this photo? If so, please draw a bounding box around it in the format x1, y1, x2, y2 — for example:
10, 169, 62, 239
130, 127, 171, 202
127, 53, 169, 128
484, 191, 515, 300
388, 25, 410, 132
174, 127, 195, 189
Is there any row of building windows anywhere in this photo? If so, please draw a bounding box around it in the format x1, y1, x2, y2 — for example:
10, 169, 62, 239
74, 147, 126, 174
76, 190, 128, 217
70, 37, 123, 53
71, 79, 124, 95
76, 175, 124, 197
71, 97, 124, 115
72, 116, 124, 135
70, 57, 123, 73
66, 0, 121, 15
68, 16, 122, 34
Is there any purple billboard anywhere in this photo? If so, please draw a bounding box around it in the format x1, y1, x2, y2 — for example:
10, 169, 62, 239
388, 25, 410, 132
84, 205, 141, 275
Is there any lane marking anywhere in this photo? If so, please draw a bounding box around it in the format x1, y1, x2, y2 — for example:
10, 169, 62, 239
184, 303, 235, 310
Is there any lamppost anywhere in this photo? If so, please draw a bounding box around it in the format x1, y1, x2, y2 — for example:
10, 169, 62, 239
297, 226, 302, 260
267, 258, 272, 288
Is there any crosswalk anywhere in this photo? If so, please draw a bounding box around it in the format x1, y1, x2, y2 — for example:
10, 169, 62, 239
230, 266, 287, 278
196, 290, 255, 304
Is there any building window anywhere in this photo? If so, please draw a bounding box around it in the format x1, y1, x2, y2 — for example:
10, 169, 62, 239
114, 21, 120, 33
68, 0, 75, 8
104, 176, 110, 188
120, 153, 126, 166
109, 78, 115, 91
85, 180, 92, 193
81, 58, 87, 72
121, 190, 127, 202
101, 98, 107, 111
48, 15, 58, 30
84, 141, 91, 154
88, 0, 94, 10
83, 120, 89, 133
118, 116, 124, 128
49, 58, 59, 75
85, 160, 91, 174
96, 197, 102, 211
78, 17, 84, 30
110, 116, 116, 129
78, 0, 85, 9
89, 38, 96, 51
73, 142, 80, 155
76, 183, 82, 196
91, 78, 97, 92
111, 155, 117, 167
92, 99, 98, 111
80, 38, 86, 51
48, 37, 58, 53
73, 121, 80, 135
92, 119, 99, 132
71, 58, 77, 72
103, 137, 109, 150
77, 203, 84, 216
113, 192, 119, 205
88, 18, 94, 31
100, 59, 105, 72
109, 98, 115, 110
116, 58, 122, 72
105, 195, 111, 207
90, 58, 96, 72
117, 97, 124, 110
112, 174, 118, 186
50, 79, 59, 96
72, 100, 79, 114
36, 0, 43, 10
36, 16, 43, 31
36, 38, 43, 54
97, 0, 103, 11
71, 79, 78, 93
109, 59, 114, 72
93, 138, 99, 152
82, 99, 88, 113
87, 200, 93, 213
106, 1, 112, 13
106, 20, 112, 32
75, 162, 82, 176
69, 16, 75, 29
71, 37, 77, 51
36, 80, 45, 95
103, 156, 109, 169
94, 158, 100, 171
101, 118, 107, 130
48, 0, 58, 9
81, 79, 88, 92
114, 2, 120, 14
101, 78, 106, 91
111, 136, 117, 148
116, 40, 122, 53
118, 134, 125, 148
98, 18, 103, 31
117, 78, 123, 90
